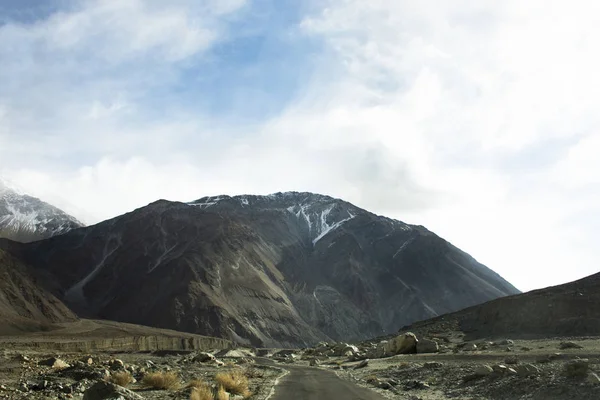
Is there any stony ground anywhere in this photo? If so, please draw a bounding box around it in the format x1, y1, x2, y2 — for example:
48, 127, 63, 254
317, 337, 600, 400
0, 348, 283, 400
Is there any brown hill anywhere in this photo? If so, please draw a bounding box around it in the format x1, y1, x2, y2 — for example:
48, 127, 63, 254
397, 272, 600, 340
0, 248, 77, 335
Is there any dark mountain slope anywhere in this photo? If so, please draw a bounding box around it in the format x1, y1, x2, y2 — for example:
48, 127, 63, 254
398, 272, 600, 340
4, 192, 519, 347
0, 247, 78, 335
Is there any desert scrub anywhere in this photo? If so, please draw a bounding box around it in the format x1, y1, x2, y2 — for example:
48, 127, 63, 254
108, 371, 134, 387
189, 385, 214, 400
215, 369, 251, 397
141, 371, 181, 390
216, 385, 229, 400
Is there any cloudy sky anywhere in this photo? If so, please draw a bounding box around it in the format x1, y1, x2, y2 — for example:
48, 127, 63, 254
1, 0, 599, 292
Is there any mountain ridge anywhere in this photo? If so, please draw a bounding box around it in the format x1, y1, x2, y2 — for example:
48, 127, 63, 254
0, 182, 84, 242
2, 191, 519, 347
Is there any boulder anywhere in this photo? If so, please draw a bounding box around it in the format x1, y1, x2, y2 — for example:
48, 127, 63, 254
193, 352, 216, 362
504, 356, 519, 365
384, 333, 418, 355
492, 365, 508, 374
463, 343, 478, 352
560, 341, 584, 350
515, 364, 540, 377
423, 362, 443, 369
474, 365, 493, 377
83, 382, 143, 400
39, 357, 70, 370
366, 342, 387, 359
331, 343, 359, 357
109, 359, 124, 371
564, 359, 589, 378
416, 339, 439, 354
586, 373, 600, 385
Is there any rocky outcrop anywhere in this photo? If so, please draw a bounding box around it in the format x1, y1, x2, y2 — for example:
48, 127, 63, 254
4, 192, 518, 347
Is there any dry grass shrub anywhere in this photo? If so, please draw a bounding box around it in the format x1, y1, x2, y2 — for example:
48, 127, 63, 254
108, 371, 134, 387
189, 385, 214, 400
215, 385, 229, 400
141, 371, 181, 390
215, 369, 251, 397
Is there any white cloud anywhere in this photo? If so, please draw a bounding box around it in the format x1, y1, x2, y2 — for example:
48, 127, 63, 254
2, 0, 600, 291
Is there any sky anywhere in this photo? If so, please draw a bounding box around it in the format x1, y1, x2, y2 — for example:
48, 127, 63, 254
1, 0, 599, 292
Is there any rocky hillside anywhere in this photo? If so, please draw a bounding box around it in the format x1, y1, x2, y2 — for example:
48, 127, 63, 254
0, 248, 78, 334
5, 192, 519, 347
396, 271, 600, 340
0, 182, 83, 242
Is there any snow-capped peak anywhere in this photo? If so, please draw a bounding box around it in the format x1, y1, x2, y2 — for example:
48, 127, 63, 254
0, 183, 84, 242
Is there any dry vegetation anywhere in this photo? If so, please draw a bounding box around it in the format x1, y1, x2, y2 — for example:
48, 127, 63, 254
215, 369, 251, 398
190, 386, 214, 400
141, 371, 181, 390
216, 385, 229, 400
108, 371, 134, 387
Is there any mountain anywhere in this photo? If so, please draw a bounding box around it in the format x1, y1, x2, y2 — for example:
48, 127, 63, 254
397, 271, 600, 340
0, 247, 78, 335
4, 192, 519, 347
0, 181, 83, 242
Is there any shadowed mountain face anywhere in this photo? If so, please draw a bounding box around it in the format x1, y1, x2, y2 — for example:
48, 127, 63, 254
6, 192, 519, 347
398, 271, 600, 340
0, 183, 83, 243
0, 248, 78, 335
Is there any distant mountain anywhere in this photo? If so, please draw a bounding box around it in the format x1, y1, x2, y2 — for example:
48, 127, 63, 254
0, 181, 83, 242
397, 271, 600, 340
6, 192, 519, 347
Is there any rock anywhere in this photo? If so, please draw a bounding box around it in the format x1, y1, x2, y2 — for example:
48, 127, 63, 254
416, 339, 439, 354
499, 339, 514, 346
330, 343, 359, 357
39, 357, 70, 370
515, 364, 540, 377
256, 349, 270, 357
507, 368, 518, 375
463, 343, 478, 352
505, 356, 519, 365
376, 381, 392, 390
560, 341, 584, 350
309, 358, 318, 367
586, 372, 600, 385
423, 362, 443, 369
193, 352, 216, 362
492, 365, 508, 374
384, 333, 418, 355
354, 360, 369, 370
564, 359, 589, 378
83, 382, 143, 400
366, 342, 387, 359
404, 380, 430, 390
81, 357, 94, 365
474, 365, 493, 377
109, 359, 124, 370
53, 359, 70, 370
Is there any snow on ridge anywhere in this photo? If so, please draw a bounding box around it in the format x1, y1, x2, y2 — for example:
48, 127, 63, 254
313, 209, 355, 245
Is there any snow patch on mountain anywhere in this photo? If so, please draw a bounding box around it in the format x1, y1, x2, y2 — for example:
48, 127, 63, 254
0, 182, 83, 242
